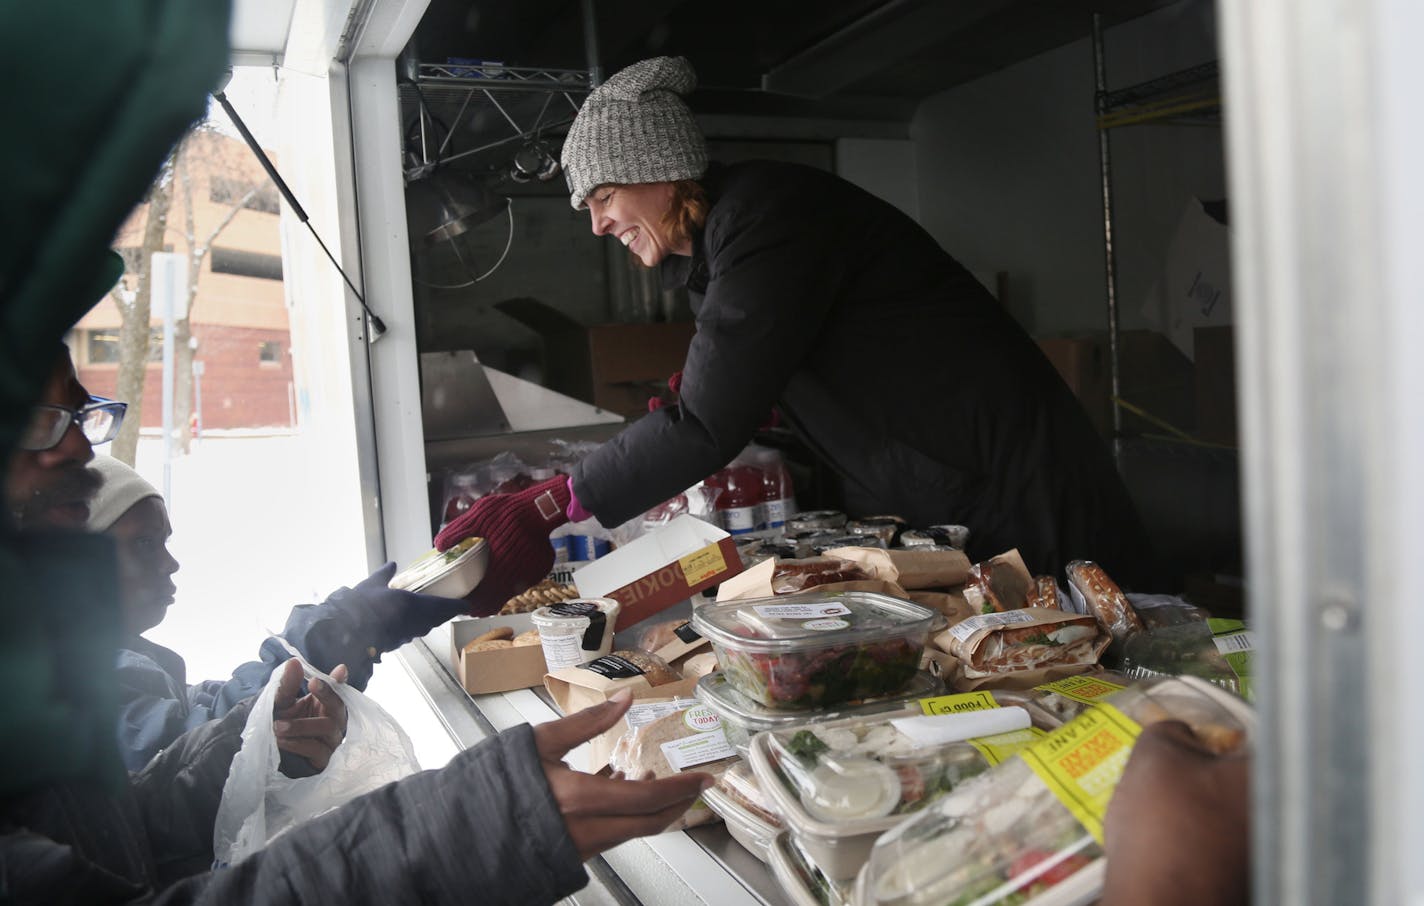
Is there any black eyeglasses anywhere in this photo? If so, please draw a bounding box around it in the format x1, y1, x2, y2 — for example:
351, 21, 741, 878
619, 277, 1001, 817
20, 396, 128, 452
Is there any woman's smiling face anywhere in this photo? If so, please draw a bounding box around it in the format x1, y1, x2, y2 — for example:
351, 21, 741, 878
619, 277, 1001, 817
585, 181, 689, 267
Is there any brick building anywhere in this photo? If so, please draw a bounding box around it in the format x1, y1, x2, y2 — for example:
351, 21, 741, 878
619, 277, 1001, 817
74, 129, 294, 432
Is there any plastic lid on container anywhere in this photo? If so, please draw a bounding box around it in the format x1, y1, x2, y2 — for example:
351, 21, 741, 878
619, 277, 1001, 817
388, 536, 487, 595
695, 670, 944, 734
691, 591, 937, 653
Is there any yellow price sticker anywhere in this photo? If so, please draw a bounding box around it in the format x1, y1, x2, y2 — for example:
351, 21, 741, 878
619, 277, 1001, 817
919, 691, 999, 716
679, 544, 727, 586
1018, 703, 1142, 844
967, 727, 1046, 766
1035, 675, 1127, 705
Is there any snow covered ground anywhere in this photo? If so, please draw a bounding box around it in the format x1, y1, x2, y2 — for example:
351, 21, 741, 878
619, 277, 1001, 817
129, 433, 458, 768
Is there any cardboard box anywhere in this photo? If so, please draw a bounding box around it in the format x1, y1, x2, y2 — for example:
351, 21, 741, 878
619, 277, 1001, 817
494, 298, 696, 419
449, 614, 549, 694
1037, 335, 1109, 436
573, 515, 743, 631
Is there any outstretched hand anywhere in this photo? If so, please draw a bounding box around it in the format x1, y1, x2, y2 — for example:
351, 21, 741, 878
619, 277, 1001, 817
535, 690, 713, 861
272, 659, 349, 772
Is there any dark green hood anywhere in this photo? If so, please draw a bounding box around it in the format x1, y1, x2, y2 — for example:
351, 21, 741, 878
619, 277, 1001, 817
0, 0, 232, 795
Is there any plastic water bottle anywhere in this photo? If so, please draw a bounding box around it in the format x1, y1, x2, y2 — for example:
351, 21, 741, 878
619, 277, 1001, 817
757, 452, 796, 530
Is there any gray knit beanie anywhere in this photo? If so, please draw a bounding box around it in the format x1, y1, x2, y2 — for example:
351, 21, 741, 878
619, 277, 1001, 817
561, 56, 708, 209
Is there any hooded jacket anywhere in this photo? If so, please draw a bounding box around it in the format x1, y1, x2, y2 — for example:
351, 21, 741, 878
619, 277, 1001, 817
571, 160, 1153, 583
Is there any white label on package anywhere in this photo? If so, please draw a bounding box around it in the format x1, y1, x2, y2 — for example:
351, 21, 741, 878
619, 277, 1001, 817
626, 700, 692, 730
660, 727, 736, 771
948, 609, 1037, 642
539, 633, 586, 670
753, 602, 852, 619
803, 617, 850, 631
1213, 631, 1257, 655
890, 707, 1031, 748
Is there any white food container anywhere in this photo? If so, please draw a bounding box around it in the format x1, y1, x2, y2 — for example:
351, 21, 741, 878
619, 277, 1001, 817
852, 676, 1254, 906
747, 709, 1000, 881
702, 786, 781, 864
769, 830, 855, 906
531, 597, 620, 669
387, 537, 489, 598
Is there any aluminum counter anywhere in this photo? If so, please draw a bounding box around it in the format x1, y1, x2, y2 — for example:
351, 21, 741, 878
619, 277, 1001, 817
396, 624, 791, 906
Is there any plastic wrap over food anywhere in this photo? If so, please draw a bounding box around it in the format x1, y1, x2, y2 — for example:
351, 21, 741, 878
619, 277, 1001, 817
772, 557, 875, 594
963, 551, 1034, 614
1120, 618, 1253, 698
940, 609, 1110, 679
607, 700, 737, 831
1126, 593, 1211, 630
1064, 560, 1145, 645
855, 676, 1252, 906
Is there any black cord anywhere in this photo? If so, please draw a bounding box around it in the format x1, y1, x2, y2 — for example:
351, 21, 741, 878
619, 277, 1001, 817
211, 91, 386, 338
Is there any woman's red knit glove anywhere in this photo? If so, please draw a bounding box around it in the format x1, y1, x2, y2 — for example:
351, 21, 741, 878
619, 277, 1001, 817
434, 475, 572, 615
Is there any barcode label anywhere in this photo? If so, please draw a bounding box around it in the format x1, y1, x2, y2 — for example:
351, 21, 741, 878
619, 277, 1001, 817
1213, 631, 1256, 655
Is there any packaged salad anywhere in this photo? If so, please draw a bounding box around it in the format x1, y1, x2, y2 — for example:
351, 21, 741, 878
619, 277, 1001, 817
695, 669, 945, 757
1120, 619, 1253, 697
853, 676, 1252, 906
692, 591, 938, 710
747, 707, 1041, 879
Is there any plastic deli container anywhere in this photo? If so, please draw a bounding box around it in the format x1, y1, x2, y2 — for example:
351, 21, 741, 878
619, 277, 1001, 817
770, 830, 856, 906
853, 676, 1253, 906
695, 670, 945, 757
998, 671, 1138, 724
691, 591, 938, 710
704, 787, 778, 862
747, 709, 1010, 880
387, 537, 489, 598
531, 598, 620, 669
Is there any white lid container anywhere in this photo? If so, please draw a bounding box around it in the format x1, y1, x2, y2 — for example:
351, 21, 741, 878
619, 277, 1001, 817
854, 676, 1253, 906
387, 537, 489, 598
531, 597, 620, 670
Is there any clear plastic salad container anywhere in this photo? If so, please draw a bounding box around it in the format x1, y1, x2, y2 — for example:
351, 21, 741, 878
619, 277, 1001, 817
695, 670, 945, 757
853, 676, 1253, 906
748, 708, 1018, 880
691, 591, 938, 710
770, 830, 856, 906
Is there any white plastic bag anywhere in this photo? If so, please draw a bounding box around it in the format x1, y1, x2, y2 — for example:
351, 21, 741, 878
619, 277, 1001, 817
212, 657, 422, 865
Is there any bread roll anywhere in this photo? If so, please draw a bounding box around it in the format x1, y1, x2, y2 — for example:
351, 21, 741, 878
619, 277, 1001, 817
465, 639, 513, 653
512, 629, 543, 647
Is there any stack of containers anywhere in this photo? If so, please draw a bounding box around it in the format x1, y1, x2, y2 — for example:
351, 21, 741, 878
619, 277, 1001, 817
690, 591, 943, 875
851, 675, 1253, 906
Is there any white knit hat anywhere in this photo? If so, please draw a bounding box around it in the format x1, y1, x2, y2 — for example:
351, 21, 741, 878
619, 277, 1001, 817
561, 56, 709, 209
85, 455, 163, 532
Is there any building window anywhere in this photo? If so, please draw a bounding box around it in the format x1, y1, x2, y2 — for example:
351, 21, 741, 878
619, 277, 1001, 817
259, 341, 282, 364
209, 175, 280, 215
211, 246, 284, 281
84, 327, 166, 365
86, 330, 121, 364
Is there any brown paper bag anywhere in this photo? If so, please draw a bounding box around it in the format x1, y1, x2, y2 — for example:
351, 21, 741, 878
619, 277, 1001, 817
826, 547, 972, 590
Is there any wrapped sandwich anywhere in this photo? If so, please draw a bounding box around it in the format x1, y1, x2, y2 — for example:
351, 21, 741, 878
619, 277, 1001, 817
939, 608, 1111, 679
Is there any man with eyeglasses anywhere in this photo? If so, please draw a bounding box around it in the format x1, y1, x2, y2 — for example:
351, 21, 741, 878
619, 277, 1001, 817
4, 344, 126, 530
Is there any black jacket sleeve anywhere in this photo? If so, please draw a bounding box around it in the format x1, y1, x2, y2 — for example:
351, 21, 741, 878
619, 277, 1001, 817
573, 186, 853, 526
150, 723, 588, 906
